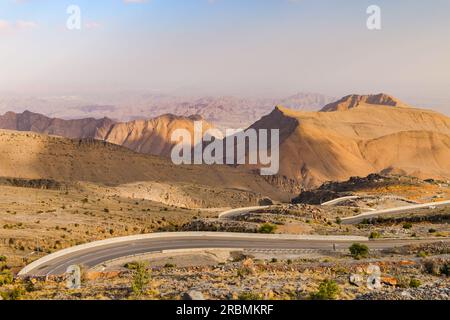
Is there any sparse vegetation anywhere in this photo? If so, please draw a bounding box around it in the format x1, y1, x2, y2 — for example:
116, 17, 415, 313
131, 262, 150, 296
0, 269, 14, 286
258, 223, 277, 234
310, 280, 340, 300
409, 278, 421, 288
369, 231, 381, 239
403, 222, 413, 230
349, 243, 369, 259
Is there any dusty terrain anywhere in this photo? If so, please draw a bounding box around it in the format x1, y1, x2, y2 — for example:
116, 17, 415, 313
0, 130, 292, 207
0, 94, 449, 301
1, 243, 448, 300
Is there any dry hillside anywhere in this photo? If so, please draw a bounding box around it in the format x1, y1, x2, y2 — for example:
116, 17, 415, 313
0, 130, 291, 207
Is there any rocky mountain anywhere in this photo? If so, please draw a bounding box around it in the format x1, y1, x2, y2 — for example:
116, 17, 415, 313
99, 114, 214, 158
0, 110, 114, 139
0, 92, 335, 129
0, 111, 214, 158
320, 93, 409, 112
250, 94, 450, 188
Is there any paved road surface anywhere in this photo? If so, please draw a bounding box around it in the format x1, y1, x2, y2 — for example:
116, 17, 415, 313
20, 233, 448, 276
341, 200, 450, 224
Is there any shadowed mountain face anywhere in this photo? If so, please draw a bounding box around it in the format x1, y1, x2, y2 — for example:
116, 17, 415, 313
0, 130, 292, 206
251, 94, 450, 188
0, 110, 115, 139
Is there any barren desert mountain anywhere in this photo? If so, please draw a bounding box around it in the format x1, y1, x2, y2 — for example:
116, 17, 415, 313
0, 110, 115, 139
0, 92, 335, 129
251, 94, 450, 187
320, 93, 409, 112
0, 111, 214, 158
0, 130, 290, 207
99, 114, 215, 158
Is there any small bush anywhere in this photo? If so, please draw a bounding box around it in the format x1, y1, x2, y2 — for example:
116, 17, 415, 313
164, 263, 176, 268
131, 262, 150, 297
310, 280, 340, 300
369, 232, 381, 239
409, 278, 421, 288
0, 270, 14, 286
0, 255, 6, 262
0, 285, 25, 300
258, 223, 277, 234
335, 217, 342, 225
403, 223, 413, 230
428, 228, 437, 233
238, 292, 262, 300
349, 243, 369, 259
417, 251, 428, 258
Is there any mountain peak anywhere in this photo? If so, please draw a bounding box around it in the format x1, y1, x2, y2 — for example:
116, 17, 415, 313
320, 93, 408, 112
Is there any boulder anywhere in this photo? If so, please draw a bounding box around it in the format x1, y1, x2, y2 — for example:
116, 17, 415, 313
349, 274, 364, 287
183, 290, 205, 300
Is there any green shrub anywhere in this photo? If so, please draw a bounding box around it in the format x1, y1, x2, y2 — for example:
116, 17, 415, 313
258, 223, 277, 234
0, 255, 6, 262
335, 217, 342, 225
0, 270, 13, 286
164, 263, 176, 268
417, 251, 428, 258
131, 262, 150, 297
124, 261, 140, 270
349, 243, 369, 259
369, 232, 380, 239
409, 278, 421, 288
0, 285, 25, 300
403, 223, 413, 230
310, 280, 340, 300
238, 292, 262, 300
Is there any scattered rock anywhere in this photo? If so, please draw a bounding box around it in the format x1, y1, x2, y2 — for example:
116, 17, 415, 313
183, 290, 205, 300
381, 277, 398, 287
349, 274, 364, 287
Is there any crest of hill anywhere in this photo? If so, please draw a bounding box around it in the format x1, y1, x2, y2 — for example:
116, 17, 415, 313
251, 95, 450, 188
320, 93, 409, 112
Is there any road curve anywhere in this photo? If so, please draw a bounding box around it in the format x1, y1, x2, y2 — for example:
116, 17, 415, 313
218, 206, 269, 219
341, 200, 450, 224
19, 232, 447, 277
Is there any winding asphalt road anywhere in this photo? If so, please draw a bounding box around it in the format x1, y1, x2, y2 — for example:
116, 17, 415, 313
19, 233, 449, 277
218, 200, 450, 225
341, 200, 450, 224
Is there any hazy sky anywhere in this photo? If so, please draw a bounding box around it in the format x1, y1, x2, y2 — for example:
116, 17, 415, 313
0, 0, 449, 112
